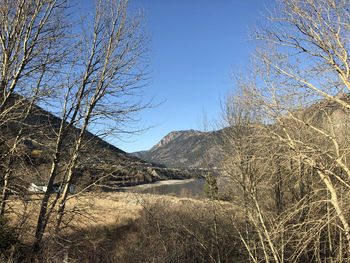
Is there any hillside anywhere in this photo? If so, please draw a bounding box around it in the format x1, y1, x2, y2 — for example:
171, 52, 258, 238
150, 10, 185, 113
132, 129, 224, 169
0, 97, 199, 192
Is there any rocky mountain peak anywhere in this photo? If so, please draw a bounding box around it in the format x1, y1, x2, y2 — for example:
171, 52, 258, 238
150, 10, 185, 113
151, 129, 202, 151
133, 128, 223, 169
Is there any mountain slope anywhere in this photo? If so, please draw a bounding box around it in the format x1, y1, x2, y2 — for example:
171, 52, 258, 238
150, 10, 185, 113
134, 129, 224, 169
134, 95, 350, 170
0, 97, 198, 192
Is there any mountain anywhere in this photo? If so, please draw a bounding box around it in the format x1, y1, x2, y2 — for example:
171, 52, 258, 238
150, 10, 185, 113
0, 97, 199, 192
131, 150, 148, 159
132, 129, 224, 169
132, 94, 350, 170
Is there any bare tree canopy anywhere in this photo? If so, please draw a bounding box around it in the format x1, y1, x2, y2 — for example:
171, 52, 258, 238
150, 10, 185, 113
0, 0, 150, 256
222, 0, 350, 261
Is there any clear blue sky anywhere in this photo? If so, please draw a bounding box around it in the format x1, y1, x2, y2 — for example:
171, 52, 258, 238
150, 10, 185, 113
112, 0, 273, 153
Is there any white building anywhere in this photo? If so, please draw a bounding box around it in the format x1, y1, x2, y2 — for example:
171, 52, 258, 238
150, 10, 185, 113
28, 182, 47, 193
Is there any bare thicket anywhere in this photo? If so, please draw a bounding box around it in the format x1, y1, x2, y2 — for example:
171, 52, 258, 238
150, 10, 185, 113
221, 0, 350, 262
125, 199, 241, 263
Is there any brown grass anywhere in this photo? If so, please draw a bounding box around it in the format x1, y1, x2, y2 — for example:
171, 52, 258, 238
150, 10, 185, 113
4, 192, 242, 262
6, 191, 230, 240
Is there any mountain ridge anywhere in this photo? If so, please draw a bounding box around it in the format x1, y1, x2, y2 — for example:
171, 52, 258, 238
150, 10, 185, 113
132, 129, 223, 169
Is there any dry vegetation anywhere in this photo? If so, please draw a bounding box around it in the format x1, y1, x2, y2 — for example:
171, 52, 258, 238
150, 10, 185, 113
2, 0, 350, 262
4, 192, 243, 262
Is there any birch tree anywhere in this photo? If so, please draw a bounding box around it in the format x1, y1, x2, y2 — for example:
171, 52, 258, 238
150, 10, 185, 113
32, 0, 149, 252
0, 0, 70, 215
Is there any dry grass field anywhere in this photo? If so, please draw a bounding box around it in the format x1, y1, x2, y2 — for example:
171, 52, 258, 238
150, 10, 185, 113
6, 191, 220, 240
3, 191, 242, 262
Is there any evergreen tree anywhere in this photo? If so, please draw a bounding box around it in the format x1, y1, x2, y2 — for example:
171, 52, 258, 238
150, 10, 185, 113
204, 172, 218, 199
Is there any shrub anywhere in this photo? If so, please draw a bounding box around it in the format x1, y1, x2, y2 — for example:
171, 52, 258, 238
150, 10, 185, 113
49, 199, 246, 263
0, 216, 22, 261
204, 173, 218, 199
127, 199, 244, 263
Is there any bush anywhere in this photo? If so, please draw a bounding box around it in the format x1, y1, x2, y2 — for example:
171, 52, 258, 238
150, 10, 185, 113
0, 216, 22, 261
122, 199, 244, 263
204, 173, 218, 199
49, 199, 246, 263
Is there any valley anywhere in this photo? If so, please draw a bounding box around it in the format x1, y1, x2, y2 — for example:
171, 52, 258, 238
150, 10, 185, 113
2, 0, 350, 262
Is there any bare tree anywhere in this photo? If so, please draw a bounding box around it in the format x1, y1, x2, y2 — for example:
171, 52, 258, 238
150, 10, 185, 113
32, 0, 149, 252
228, 0, 350, 260
219, 88, 290, 262
0, 0, 70, 215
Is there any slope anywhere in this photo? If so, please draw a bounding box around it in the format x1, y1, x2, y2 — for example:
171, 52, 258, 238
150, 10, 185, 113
133, 129, 224, 169
0, 97, 198, 193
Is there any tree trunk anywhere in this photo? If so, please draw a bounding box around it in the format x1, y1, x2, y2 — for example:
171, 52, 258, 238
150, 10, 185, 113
0, 168, 10, 216
32, 143, 62, 253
